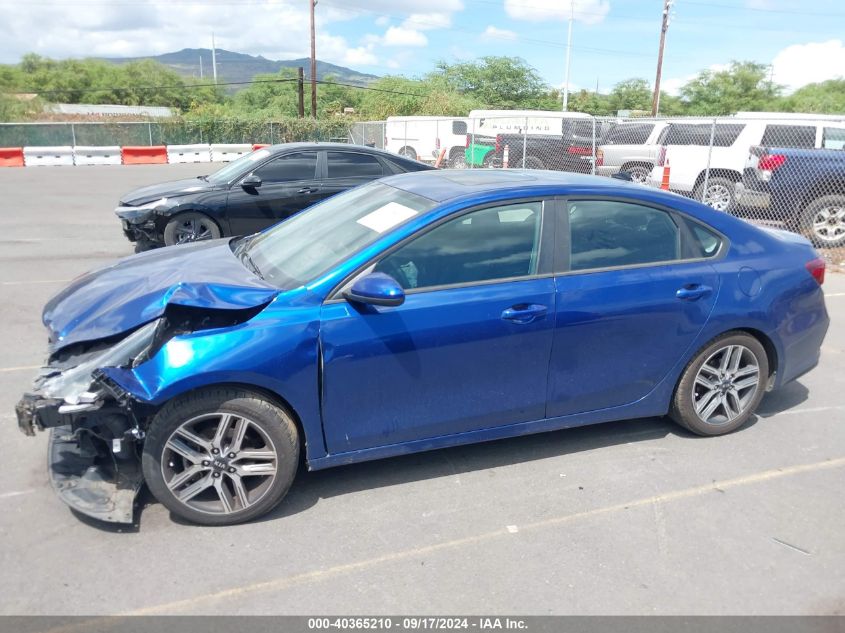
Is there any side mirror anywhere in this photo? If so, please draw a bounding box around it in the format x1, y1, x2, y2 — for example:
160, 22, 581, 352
343, 272, 405, 307
241, 173, 262, 189
452, 121, 468, 135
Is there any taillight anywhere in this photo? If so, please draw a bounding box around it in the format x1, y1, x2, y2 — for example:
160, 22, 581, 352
495, 134, 502, 153
465, 134, 470, 148
435, 137, 441, 150
657, 145, 667, 167
806, 257, 826, 285
758, 154, 786, 171
567, 145, 592, 155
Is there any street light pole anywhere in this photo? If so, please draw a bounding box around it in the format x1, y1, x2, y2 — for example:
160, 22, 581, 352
562, 3, 574, 111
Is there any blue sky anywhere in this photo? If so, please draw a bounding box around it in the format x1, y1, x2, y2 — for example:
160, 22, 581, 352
1, 0, 844, 94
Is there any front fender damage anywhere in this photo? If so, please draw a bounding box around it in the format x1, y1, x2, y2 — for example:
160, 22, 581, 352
15, 301, 272, 524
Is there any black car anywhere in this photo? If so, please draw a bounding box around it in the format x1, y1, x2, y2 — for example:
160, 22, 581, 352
115, 142, 433, 249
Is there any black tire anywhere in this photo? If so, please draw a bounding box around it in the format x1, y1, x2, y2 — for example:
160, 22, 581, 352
142, 388, 299, 526
523, 155, 546, 170
449, 151, 467, 169
482, 152, 495, 168
799, 194, 845, 248
398, 146, 417, 160
669, 332, 769, 436
162, 211, 222, 246
694, 176, 736, 212
620, 164, 652, 184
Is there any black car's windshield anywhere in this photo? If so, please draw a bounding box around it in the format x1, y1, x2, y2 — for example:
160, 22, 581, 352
239, 181, 436, 288
207, 148, 272, 185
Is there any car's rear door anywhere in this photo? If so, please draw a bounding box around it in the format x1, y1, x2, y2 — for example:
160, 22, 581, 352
225, 150, 321, 235
546, 197, 722, 417
317, 150, 391, 202
319, 198, 556, 453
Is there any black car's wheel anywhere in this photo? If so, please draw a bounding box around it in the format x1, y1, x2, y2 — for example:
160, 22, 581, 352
670, 332, 768, 436
523, 155, 546, 170
163, 212, 221, 246
142, 388, 299, 526
449, 153, 468, 169
800, 194, 845, 248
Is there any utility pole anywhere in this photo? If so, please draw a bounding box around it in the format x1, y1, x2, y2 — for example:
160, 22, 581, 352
651, 0, 673, 116
562, 2, 574, 111
199, 55, 203, 80
310, 0, 317, 118
211, 32, 218, 85
297, 67, 305, 118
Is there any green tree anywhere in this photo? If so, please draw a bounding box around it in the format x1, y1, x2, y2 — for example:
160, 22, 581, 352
680, 61, 783, 115
783, 79, 845, 114
432, 56, 549, 108
608, 78, 652, 113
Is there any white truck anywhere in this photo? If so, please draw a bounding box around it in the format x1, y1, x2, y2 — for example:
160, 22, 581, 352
384, 116, 469, 166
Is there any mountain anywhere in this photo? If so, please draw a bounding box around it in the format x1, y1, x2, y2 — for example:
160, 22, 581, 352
101, 48, 379, 91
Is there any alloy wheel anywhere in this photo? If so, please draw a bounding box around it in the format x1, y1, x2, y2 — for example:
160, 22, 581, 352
702, 184, 733, 211
811, 204, 845, 245
161, 413, 278, 515
173, 218, 214, 243
692, 344, 760, 426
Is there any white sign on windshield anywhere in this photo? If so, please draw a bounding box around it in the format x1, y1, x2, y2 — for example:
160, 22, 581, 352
356, 202, 419, 234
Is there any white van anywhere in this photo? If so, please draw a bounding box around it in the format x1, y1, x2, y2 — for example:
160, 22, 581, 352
646, 117, 845, 210
385, 116, 469, 166
467, 109, 595, 138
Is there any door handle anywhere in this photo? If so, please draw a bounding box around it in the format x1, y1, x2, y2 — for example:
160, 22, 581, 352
501, 303, 548, 324
297, 186, 318, 194
676, 284, 713, 301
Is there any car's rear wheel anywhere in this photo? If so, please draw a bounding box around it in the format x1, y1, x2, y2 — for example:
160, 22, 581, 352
621, 164, 651, 184
163, 212, 221, 246
142, 388, 299, 525
800, 194, 845, 248
523, 155, 546, 170
695, 177, 736, 211
670, 332, 768, 436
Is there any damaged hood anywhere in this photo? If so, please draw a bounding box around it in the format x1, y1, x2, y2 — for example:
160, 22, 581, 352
43, 239, 279, 351
120, 178, 220, 206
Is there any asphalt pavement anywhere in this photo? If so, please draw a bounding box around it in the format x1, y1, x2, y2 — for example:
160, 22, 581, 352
0, 164, 843, 615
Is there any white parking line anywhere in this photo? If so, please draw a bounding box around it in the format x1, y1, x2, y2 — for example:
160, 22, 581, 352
825, 292, 845, 297
0, 365, 40, 373
0, 489, 37, 500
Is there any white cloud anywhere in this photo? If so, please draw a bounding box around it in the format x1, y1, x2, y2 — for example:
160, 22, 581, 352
402, 13, 452, 31
383, 26, 429, 47
771, 39, 845, 92
504, 0, 610, 25
482, 25, 517, 40
343, 46, 378, 66
374, 15, 390, 27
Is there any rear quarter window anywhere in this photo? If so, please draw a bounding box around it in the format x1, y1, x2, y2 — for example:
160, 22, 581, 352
663, 124, 745, 147
761, 125, 816, 149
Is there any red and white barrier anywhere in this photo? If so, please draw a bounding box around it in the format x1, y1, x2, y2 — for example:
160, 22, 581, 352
0, 147, 24, 167
73, 146, 122, 166
23, 146, 75, 166
122, 146, 168, 165
210, 143, 252, 162
167, 144, 211, 164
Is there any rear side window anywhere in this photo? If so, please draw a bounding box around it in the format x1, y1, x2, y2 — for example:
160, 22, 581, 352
685, 221, 723, 259
567, 200, 680, 271
761, 125, 815, 148
663, 124, 745, 147
605, 123, 654, 145
327, 152, 383, 179
822, 127, 845, 150
253, 151, 317, 183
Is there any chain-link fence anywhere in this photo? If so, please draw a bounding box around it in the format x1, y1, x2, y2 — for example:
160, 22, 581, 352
352, 114, 845, 264
0, 119, 351, 147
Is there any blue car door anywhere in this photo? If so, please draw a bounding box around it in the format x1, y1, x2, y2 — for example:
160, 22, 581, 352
546, 198, 722, 418
319, 199, 556, 453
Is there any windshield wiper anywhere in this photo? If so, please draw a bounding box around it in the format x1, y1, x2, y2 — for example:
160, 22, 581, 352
239, 249, 263, 279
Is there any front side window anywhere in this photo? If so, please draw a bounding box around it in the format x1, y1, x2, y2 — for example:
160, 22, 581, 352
374, 202, 543, 290
663, 124, 744, 147
567, 200, 680, 271
605, 123, 654, 145
326, 151, 383, 179
252, 151, 317, 183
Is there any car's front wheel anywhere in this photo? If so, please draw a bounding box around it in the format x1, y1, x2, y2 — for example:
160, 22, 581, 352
142, 388, 299, 525
163, 212, 221, 246
670, 332, 768, 436
695, 176, 736, 211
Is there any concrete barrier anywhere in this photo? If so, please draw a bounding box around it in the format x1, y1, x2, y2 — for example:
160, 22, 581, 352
0, 147, 24, 167
167, 144, 212, 164
73, 146, 122, 166
210, 143, 252, 162
23, 146, 75, 167
122, 146, 168, 165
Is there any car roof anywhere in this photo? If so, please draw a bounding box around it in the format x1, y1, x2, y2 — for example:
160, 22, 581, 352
266, 142, 411, 159
380, 169, 646, 203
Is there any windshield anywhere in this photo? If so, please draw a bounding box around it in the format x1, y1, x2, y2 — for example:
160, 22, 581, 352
206, 149, 272, 185
240, 181, 436, 287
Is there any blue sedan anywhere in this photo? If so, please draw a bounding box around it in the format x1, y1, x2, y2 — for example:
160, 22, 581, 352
16, 170, 829, 525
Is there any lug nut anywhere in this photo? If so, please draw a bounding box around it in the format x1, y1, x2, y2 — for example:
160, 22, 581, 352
202, 460, 210, 467
212, 472, 221, 478
228, 467, 236, 473
228, 452, 236, 459
211, 448, 220, 455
